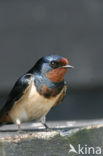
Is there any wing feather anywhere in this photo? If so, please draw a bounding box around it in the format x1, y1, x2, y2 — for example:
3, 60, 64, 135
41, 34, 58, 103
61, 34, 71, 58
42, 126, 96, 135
0, 74, 33, 118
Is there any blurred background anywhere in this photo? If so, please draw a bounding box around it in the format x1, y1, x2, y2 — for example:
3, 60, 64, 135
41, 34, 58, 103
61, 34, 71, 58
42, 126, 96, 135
0, 0, 103, 121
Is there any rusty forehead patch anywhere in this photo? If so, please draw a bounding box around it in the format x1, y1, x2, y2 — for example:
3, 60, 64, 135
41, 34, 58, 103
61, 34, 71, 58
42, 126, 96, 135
56, 57, 69, 65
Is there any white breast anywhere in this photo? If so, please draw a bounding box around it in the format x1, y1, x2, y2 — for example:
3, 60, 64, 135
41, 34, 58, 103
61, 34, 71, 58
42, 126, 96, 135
9, 80, 65, 123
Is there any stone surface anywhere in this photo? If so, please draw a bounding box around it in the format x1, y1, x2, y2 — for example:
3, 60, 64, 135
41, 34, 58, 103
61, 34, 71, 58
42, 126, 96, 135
0, 120, 103, 156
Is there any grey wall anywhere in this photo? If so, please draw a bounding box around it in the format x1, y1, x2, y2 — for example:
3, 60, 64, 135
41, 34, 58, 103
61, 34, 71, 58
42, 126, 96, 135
0, 0, 103, 90
0, 0, 103, 120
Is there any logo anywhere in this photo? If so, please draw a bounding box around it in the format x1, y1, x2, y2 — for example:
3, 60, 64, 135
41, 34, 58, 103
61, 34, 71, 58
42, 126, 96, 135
68, 144, 101, 155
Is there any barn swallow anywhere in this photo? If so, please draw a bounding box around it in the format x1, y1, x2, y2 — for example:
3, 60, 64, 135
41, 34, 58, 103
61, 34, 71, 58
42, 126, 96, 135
0, 55, 73, 131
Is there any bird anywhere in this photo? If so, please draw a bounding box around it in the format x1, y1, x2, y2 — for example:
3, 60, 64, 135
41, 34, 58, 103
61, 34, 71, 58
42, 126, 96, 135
0, 54, 73, 131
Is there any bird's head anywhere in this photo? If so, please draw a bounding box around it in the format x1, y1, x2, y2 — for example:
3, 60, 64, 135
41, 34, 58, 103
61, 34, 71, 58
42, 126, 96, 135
33, 55, 73, 83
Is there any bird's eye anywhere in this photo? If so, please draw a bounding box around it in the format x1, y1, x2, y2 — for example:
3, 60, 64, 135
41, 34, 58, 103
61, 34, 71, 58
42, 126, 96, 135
51, 61, 55, 65
50, 61, 57, 68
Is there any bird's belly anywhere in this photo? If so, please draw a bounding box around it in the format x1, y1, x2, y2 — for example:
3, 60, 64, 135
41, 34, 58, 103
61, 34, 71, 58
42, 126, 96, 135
9, 84, 64, 123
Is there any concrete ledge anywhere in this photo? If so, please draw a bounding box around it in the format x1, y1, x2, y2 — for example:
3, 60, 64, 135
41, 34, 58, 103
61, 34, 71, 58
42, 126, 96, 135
0, 120, 103, 156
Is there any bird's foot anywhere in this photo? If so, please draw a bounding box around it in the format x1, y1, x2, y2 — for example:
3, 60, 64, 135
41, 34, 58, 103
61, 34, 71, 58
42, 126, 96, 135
17, 124, 25, 134
43, 123, 52, 132
18, 129, 25, 134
